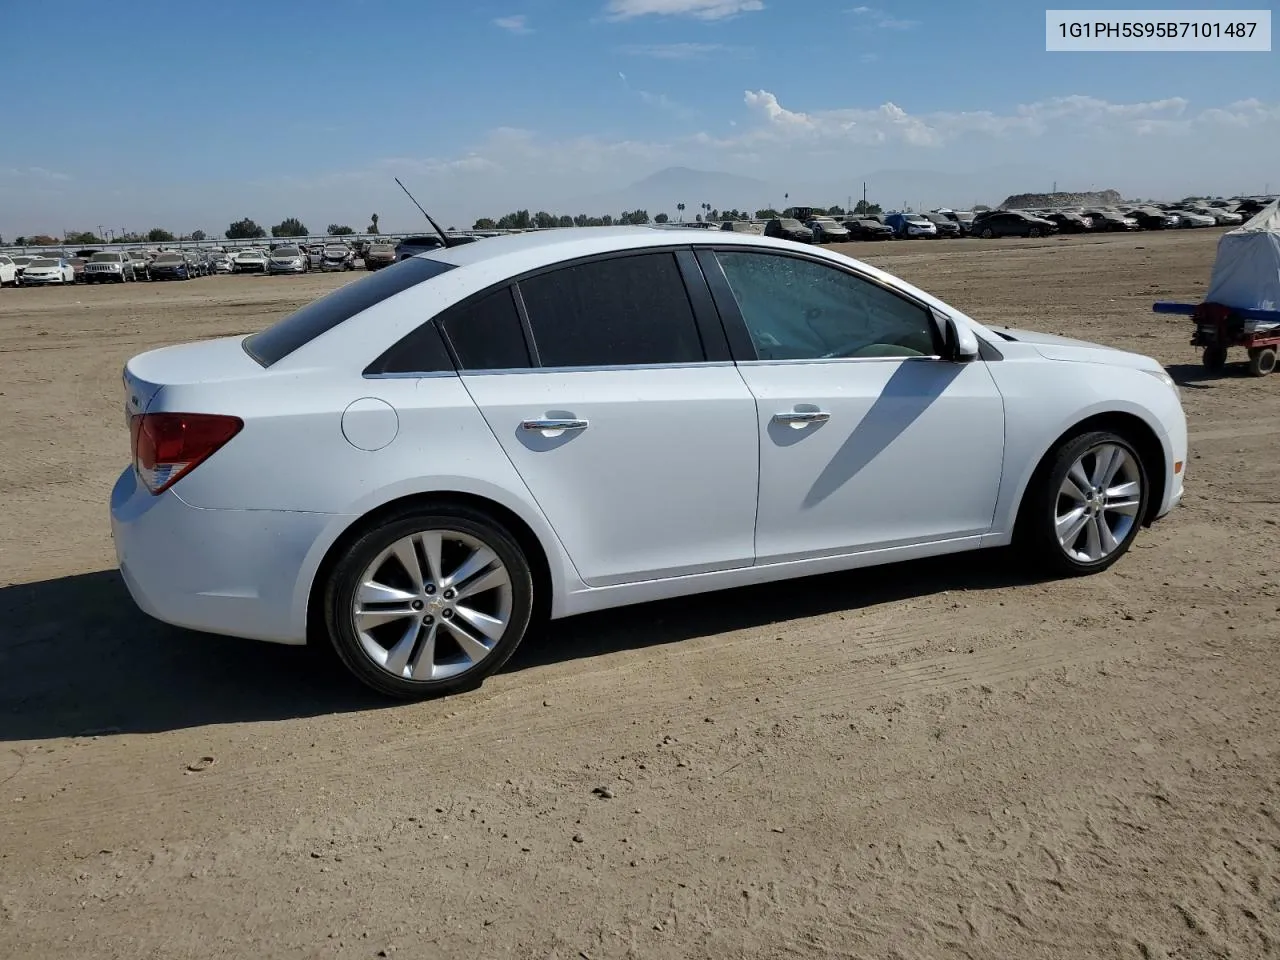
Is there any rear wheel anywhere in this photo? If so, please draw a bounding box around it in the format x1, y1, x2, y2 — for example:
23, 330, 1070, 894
1248, 347, 1277, 377
323, 505, 535, 700
1029, 227, 1042, 238
981, 227, 994, 239
1017, 430, 1149, 577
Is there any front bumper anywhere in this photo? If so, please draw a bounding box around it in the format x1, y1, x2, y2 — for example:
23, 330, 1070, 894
320, 260, 350, 271
110, 467, 339, 645
268, 262, 307, 273
21, 274, 67, 284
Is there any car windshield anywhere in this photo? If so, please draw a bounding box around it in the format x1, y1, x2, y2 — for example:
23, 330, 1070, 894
325, 246, 348, 254
273, 247, 300, 257
155, 254, 183, 263
238, 250, 262, 257
90, 253, 120, 262
370, 243, 395, 252
29, 259, 58, 267
907, 216, 930, 224
14, 256, 35, 264
779, 219, 805, 229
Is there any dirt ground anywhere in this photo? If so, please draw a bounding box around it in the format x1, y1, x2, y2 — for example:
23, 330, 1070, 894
2, 231, 1278, 960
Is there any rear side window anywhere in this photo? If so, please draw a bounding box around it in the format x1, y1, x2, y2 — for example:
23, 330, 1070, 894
517, 253, 704, 368
243, 257, 456, 367
441, 287, 532, 371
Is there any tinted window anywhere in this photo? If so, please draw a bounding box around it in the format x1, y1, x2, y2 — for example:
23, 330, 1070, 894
441, 286, 532, 370
715, 252, 937, 361
518, 253, 703, 368
243, 256, 456, 367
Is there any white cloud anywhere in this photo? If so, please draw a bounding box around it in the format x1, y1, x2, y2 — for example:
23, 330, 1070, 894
492, 14, 532, 33
729, 89, 1213, 148
605, 0, 763, 21
0, 166, 72, 182
848, 5, 918, 29
639, 90, 698, 120
618, 42, 734, 58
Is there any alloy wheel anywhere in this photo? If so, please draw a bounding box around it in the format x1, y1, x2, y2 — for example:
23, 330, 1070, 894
1054, 442, 1143, 563
351, 528, 513, 682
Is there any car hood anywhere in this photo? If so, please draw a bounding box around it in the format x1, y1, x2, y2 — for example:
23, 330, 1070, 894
990, 326, 1162, 371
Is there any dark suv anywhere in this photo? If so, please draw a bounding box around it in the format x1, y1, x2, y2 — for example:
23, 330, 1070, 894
763, 218, 814, 243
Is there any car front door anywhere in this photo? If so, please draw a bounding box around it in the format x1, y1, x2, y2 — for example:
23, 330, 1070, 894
698, 248, 1005, 564
448, 250, 761, 588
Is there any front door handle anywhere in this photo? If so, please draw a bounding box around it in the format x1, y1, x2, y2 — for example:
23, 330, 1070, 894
773, 410, 831, 426
521, 418, 589, 432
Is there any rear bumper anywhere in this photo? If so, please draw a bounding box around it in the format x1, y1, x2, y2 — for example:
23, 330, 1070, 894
110, 467, 341, 645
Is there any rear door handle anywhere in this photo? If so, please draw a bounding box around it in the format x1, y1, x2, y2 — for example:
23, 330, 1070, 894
521, 418, 589, 432
773, 411, 830, 426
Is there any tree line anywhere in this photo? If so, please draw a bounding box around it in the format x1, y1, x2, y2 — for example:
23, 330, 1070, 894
470, 200, 885, 232
7, 215, 385, 248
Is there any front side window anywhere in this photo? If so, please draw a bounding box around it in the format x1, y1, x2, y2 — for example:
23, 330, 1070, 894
714, 252, 937, 361
517, 253, 704, 368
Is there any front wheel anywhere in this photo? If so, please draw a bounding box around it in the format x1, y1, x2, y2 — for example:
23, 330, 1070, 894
1017, 430, 1149, 577
322, 505, 535, 699
981, 227, 994, 239
1028, 227, 1042, 238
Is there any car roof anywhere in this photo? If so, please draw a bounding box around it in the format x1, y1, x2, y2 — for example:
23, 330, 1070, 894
420, 226, 793, 272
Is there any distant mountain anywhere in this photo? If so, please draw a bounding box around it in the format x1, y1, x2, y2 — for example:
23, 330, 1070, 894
554, 166, 776, 219
549, 162, 1060, 220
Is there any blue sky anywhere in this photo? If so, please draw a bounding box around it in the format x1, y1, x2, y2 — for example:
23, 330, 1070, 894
1, 0, 1275, 236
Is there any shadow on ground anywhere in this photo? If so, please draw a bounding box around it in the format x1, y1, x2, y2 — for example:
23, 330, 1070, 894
1, 553, 1042, 742
1165, 361, 1248, 388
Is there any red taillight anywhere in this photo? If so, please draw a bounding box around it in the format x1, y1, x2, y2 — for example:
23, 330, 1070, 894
130, 412, 243, 495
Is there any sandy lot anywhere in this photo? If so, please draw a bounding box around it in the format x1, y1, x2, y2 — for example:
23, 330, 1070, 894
2, 231, 1278, 960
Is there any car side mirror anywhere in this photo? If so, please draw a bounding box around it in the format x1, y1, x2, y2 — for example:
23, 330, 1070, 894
936, 311, 980, 362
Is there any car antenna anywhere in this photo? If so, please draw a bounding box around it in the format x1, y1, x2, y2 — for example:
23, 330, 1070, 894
394, 177, 455, 248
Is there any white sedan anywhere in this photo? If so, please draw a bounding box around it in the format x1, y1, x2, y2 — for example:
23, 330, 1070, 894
19, 257, 76, 285
111, 228, 1187, 698
0, 254, 17, 286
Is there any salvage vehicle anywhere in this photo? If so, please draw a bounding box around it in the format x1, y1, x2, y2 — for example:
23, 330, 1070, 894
84, 251, 137, 282
842, 218, 895, 241
364, 242, 398, 270
972, 211, 1057, 239
18, 257, 76, 285
806, 218, 852, 243
763, 218, 814, 243
0, 254, 16, 286
233, 249, 268, 274
884, 213, 938, 239
320, 243, 355, 271
149, 252, 194, 281
129, 251, 151, 280
268, 246, 309, 275
112, 226, 1187, 700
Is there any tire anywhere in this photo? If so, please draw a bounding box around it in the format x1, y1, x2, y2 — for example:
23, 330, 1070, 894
1016, 430, 1149, 577
1202, 345, 1228, 370
981, 227, 994, 239
1248, 347, 1277, 377
1029, 227, 1042, 238
322, 505, 536, 700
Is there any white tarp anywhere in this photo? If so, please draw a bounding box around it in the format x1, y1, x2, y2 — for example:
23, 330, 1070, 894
1205, 199, 1280, 313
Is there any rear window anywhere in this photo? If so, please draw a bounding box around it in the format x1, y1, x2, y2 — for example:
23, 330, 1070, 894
243, 256, 457, 367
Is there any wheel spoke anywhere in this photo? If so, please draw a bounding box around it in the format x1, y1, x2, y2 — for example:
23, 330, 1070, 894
444, 546, 497, 591
1067, 460, 1091, 496
453, 605, 507, 641
1097, 517, 1119, 555
383, 620, 422, 676
420, 531, 444, 588
1082, 517, 1103, 561
409, 622, 438, 681
1105, 481, 1142, 516
1056, 506, 1088, 545
1089, 445, 1119, 487
1059, 474, 1087, 504
1101, 446, 1130, 486
442, 617, 493, 662
358, 580, 417, 605
355, 606, 416, 629
390, 537, 424, 593
454, 565, 510, 600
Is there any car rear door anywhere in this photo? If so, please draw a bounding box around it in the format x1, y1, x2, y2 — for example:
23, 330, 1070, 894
698, 247, 1005, 563
448, 249, 761, 588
